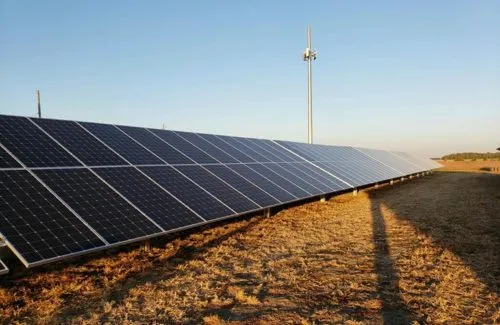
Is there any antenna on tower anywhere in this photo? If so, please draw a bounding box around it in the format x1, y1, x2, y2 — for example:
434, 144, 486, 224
302, 25, 317, 144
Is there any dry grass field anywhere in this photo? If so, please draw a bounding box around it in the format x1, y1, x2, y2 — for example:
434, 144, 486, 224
438, 160, 500, 173
0, 172, 499, 324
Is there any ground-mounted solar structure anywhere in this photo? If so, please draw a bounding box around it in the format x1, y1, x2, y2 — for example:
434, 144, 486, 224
0, 114, 440, 273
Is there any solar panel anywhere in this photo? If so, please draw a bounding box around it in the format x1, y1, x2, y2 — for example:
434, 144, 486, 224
0, 259, 8, 275
149, 129, 218, 164
264, 163, 324, 195
174, 131, 239, 163
219, 136, 272, 162
231, 137, 282, 162
94, 167, 205, 231
0, 147, 20, 168
35, 168, 162, 244
118, 126, 194, 164
197, 133, 257, 163
0, 114, 437, 269
245, 163, 311, 198
0, 115, 82, 167
80, 122, 165, 165
227, 164, 297, 203
0, 170, 105, 266
174, 165, 261, 213
32, 119, 128, 166
204, 164, 280, 207
140, 166, 235, 220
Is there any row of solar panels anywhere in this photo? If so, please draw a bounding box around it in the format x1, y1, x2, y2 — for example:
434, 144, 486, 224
0, 114, 440, 270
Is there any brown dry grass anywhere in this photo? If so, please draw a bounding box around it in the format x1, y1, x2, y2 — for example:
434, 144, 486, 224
438, 160, 500, 173
0, 172, 499, 324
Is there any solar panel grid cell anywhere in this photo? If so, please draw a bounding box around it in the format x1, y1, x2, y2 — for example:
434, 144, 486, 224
219, 136, 272, 162
35, 169, 161, 244
204, 164, 280, 207
197, 134, 256, 163
32, 119, 128, 166
117, 126, 194, 164
174, 131, 239, 163
246, 163, 311, 198
94, 167, 204, 231
0, 116, 82, 168
80, 122, 165, 165
0, 147, 20, 168
0, 170, 105, 265
140, 166, 234, 220
227, 164, 297, 203
149, 129, 218, 164
175, 165, 261, 213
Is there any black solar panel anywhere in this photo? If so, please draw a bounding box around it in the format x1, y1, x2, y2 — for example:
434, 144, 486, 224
174, 131, 239, 163
257, 140, 304, 162
149, 129, 218, 164
32, 119, 128, 166
219, 136, 271, 162
246, 164, 311, 198
175, 165, 261, 213
280, 163, 333, 193
140, 166, 234, 220
297, 162, 351, 191
264, 163, 323, 195
227, 164, 297, 203
204, 164, 280, 207
230, 137, 280, 162
81, 122, 164, 165
118, 126, 194, 164
94, 167, 204, 230
0, 147, 21, 168
0, 115, 82, 167
35, 168, 161, 244
0, 170, 105, 265
197, 133, 256, 163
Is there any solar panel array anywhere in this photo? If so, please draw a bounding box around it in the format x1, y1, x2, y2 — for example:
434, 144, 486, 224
0, 114, 439, 269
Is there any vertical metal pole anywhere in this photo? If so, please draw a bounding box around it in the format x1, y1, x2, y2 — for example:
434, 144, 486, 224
36, 90, 42, 118
307, 25, 313, 144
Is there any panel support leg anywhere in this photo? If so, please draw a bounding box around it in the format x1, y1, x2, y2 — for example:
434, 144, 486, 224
142, 240, 151, 252
401, 177, 406, 182
264, 208, 271, 218
320, 195, 326, 203
374, 183, 379, 189
353, 188, 358, 196
390, 179, 394, 185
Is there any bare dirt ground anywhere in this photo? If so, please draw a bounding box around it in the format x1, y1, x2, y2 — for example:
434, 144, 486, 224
0, 172, 499, 324
438, 160, 500, 173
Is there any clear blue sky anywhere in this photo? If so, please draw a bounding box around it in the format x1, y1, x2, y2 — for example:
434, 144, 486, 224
1, 0, 499, 157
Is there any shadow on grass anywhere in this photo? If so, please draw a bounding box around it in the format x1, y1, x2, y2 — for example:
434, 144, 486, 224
368, 172, 500, 296
370, 199, 413, 324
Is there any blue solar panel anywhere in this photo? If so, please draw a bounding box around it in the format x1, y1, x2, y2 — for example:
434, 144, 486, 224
204, 164, 280, 207
149, 129, 218, 164
174, 131, 239, 163
33, 119, 128, 166
175, 165, 261, 213
231, 137, 282, 162
255, 139, 304, 162
81, 122, 165, 165
197, 133, 257, 163
0, 115, 81, 168
0, 147, 21, 168
35, 168, 162, 244
0, 170, 105, 265
246, 163, 311, 198
219, 136, 272, 162
94, 167, 205, 230
140, 166, 235, 220
117, 126, 194, 164
227, 164, 297, 203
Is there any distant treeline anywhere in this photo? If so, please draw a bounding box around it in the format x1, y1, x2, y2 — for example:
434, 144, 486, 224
442, 152, 500, 160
